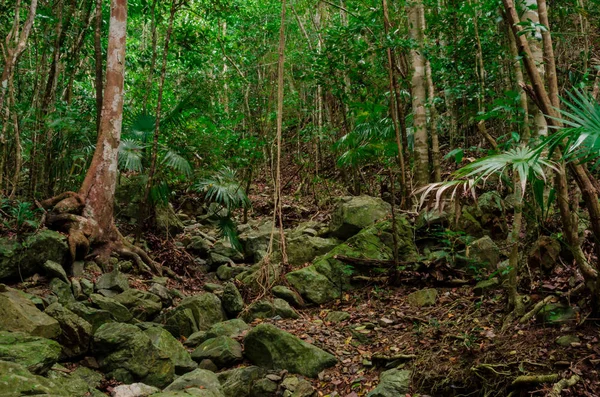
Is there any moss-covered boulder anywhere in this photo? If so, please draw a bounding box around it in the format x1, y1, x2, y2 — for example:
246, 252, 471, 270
0, 286, 60, 338
164, 293, 226, 338
144, 326, 197, 374
272, 285, 303, 308
47, 364, 105, 396
287, 219, 417, 304
0, 331, 61, 374
45, 302, 92, 358
367, 368, 411, 397
43, 260, 69, 283
191, 336, 243, 369
163, 368, 224, 395
95, 269, 129, 293
286, 234, 340, 266
467, 236, 501, 270
217, 366, 268, 397
221, 282, 244, 317
50, 277, 75, 305
66, 301, 113, 332
244, 323, 337, 378
407, 288, 438, 307
528, 236, 561, 271
114, 289, 162, 321
329, 196, 391, 240
185, 319, 249, 347
92, 322, 175, 388
0, 230, 68, 282
536, 302, 577, 325
0, 360, 68, 396
90, 293, 133, 322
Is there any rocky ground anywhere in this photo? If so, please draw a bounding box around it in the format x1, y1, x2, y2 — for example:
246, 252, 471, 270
1, 192, 599, 397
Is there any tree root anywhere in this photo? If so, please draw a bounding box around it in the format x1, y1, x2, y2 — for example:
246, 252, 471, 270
519, 296, 554, 324
511, 374, 559, 386
43, 191, 163, 276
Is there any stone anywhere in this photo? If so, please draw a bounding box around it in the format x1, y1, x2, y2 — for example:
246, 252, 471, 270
144, 326, 197, 374
407, 288, 438, 307
185, 319, 249, 347
208, 253, 234, 269
325, 311, 350, 323
204, 283, 224, 293
212, 240, 244, 263
114, 289, 162, 321
187, 236, 212, 256
47, 364, 104, 396
528, 236, 561, 271
367, 368, 411, 397
0, 230, 68, 281
177, 293, 226, 332
468, 236, 501, 269
198, 359, 218, 372
92, 322, 175, 388
72, 278, 85, 300
221, 282, 244, 317
96, 269, 129, 293
66, 301, 113, 332
0, 331, 61, 374
111, 383, 160, 397
43, 260, 69, 283
50, 277, 75, 305
90, 293, 133, 322
155, 203, 185, 236
251, 378, 278, 396
473, 278, 501, 296
80, 278, 94, 296
150, 283, 173, 306
286, 234, 340, 267
0, 286, 60, 338
244, 323, 337, 378
0, 360, 67, 396
238, 220, 276, 264
151, 389, 223, 397
45, 302, 93, 358
272, 286, 304, 307
216, 265, 234, 280
536, 302, 577, 325
163, 307, 198, 338
329, 196, 391, 240
556, 335, 580, 347
281, 376, 315, 397
217, 366, 267, 397
274, 298, 299, 319
287, 220, 417, 304
191, 336, 243, 368
242, 300, 275, 322
163, 368, 223, 393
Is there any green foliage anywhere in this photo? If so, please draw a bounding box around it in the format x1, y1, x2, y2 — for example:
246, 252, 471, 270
1, 200, 40, 234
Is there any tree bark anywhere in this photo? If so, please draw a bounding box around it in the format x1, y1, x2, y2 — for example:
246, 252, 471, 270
407, 0, 429, 188
94, 0, 104, 133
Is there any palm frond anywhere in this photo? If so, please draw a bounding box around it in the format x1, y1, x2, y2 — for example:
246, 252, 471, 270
216, 216, 242, 251
119, 139, 146, 172
125, 111, 156, 142
195, 166, 251, 211
161, 148, 192, 177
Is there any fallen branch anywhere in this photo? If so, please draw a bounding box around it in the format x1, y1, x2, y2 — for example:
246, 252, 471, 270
511, 374, 559, 387
519, 295, 554, 324
548, 375, 580, 397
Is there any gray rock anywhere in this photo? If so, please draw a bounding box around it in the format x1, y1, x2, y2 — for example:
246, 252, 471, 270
150, 283, 173, 306
185, 319, 249, 347
50, 277, 75, 305
114, 289, 162, 321
325, 311, 350, 323
66, 301, 113, 332
244, 323, 337, 378
274, 298, 299, 319
468, 236, 501, 269
217, 366, 267, 397
208, 253, 234, 269
80, 278, 94, 296
111, 383, 160, 397
367, 368, 411, 397
163, 368, 223, 393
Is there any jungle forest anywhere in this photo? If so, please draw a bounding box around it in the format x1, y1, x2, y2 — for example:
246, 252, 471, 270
1, 0, 600, 396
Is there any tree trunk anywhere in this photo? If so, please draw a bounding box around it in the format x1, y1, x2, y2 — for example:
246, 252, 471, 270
94, 0, 104, 133
407, 0, 429, 188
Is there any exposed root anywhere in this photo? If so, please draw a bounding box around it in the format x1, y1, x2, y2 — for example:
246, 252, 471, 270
43, 191, 162, 276
548, 375, 581, 397
519, 295, 554, 324
511, 374, 559, 386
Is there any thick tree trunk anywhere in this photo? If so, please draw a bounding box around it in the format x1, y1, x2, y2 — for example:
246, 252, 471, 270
407, 0, 429, 188
94, 0, 104, 133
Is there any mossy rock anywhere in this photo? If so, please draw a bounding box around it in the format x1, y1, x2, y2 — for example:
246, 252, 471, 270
0, 286, 60, 338
217, 366, 267, 397
329, 196, 391, 240
221, 282, 244, 317
90, 293, 133, 322
0, 331, 61, 374
66, 301, 113, 332
191, 336, 243, 368
163, 368, 223, 394
45, 302, 93, 358
144, 326, 197, 374
113, 289, 162, 321
367, 368, 411, 397
407, 288, 438, 307
244, 323, 337, 378
0, 360, 68, 396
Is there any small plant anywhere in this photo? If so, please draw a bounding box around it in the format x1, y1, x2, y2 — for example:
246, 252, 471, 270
1, 200, 41, 234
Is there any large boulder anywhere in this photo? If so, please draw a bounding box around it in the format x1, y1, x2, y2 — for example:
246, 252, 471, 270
114, 289, 162, 321
468, 236, 501, 270
0, 230, 68, 281
242, 299, 298, 322
45, 302, 93, 358
0, 286, 60, 338
0, 331, 61, 374
191, 336, 243, 369
244, 323, 337, 378
92, 322, 175, 388
329, 196, 391, 240
47, 365, 105, 396
287, 219, 417, 304
286, 234, 340, 266
367, 368, 411, 397
0, 361, 68, 396
143, 326, 197, 374
163, 293, 226, 338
